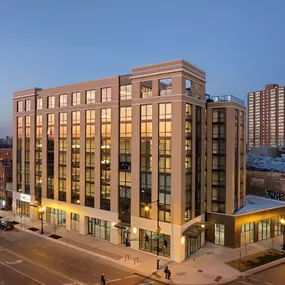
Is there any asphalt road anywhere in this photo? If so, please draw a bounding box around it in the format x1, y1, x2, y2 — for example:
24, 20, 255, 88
226, 262, 285, 285
0, 229, 157, 285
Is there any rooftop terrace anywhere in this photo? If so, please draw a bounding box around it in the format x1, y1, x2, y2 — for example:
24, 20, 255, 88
210, 95, 244, 105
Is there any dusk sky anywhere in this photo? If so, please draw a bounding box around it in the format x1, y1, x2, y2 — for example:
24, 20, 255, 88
1, 0, 285, 136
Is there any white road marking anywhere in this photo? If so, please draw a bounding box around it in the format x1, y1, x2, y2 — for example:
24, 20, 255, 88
5, 260, 23, 265
124, 275, 138, 280
70, 264, 74, 267
0, 261, 46, 285
80, 268, 84, 271
264, 282, 274, 285
249, 278, 259, 282
106, 278, 122, 283
238, 281, 254, 285
60, 260, 64, 262
4, 236, 16, 242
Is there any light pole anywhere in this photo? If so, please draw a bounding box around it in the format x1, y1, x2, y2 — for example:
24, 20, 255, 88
145, 199, 161, 270
281, 219, 285, 250
38, 206, 46, 234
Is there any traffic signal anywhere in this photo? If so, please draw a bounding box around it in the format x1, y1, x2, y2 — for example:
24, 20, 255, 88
145, 234, 150, 242
163, 240, 168, 248
125, 238, 130, 247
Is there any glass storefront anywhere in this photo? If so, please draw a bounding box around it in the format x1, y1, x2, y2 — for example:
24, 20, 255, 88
241, 222, 254, 245
87, 217, 110, 241
46, 207, 66, 226
185, 235, 201, 258
139, 229, 170, 258
16, 200, 30, 216
274, 216, 284, 236
71, 213, 80, 232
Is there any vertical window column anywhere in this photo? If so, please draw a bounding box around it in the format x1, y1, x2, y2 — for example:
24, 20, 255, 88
59, 113, 67, 202
17, 117, 23, 192
119, 107, 132, 223
71, 111, 80, 204
35, 115, 43, 202
100, 109, 111, 211
140, 105, 152, 218
25, 116, 30, 194
239, 111, 245, 207
185, 104, 192, 221
85, 110, 95, 207
195, 106, 202, 217
158, 103, 171, 223
47, 114, 55, 199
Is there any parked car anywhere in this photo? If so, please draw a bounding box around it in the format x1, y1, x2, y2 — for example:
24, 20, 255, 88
0, 221, 14, 231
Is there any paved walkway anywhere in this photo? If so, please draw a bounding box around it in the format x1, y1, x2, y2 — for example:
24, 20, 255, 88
1, 210, 284, 285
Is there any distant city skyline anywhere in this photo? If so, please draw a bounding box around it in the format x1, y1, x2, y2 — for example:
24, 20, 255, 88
1, 0, 285, 136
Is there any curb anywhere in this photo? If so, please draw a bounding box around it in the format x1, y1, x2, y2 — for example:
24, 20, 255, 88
242, 256, 285, 276
14, 225, 178, 285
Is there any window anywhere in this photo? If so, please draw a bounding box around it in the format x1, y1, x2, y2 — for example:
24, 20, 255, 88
88, 217, 111, 241
159, 103, 171, 119
16, 101, 23, 112
141, 81, 152, 98
101, 87, 111, 102
274, 216, 284, 236
25, 100, 31, 111
159, 78, 172, 96
86, 90, 96, 104
214, 224, 225, 245
48, 96, 55, 108
37, 98, 43, 110
72, 92, 81, 106
71, 213, 80, 232
120, 85, 132, 100
258, 219, 271, 241
139, 229, 170, 257
59, 94, 67, 107
186, 79, 191, 96
241, 223, 254, 245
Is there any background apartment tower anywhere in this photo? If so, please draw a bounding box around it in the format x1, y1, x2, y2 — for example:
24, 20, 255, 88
248, 84, 285, 148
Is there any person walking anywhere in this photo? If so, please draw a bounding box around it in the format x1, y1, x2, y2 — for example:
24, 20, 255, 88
167, 269, 171, 280
101, 273, 106, 285
164, 266, 168, 279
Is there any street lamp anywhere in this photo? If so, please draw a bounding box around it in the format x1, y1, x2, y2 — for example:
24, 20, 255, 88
281, 218, 285, 250
38, 206, 46, 234
144, 199, 162, 270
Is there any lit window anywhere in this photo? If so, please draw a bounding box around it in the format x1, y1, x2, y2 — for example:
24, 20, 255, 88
48, 96, 55, 108
101, 88, 111, 102
37, 98, 43, 110
86, 90, 96, 104
120, 85, 132, 100
25, 100, 31, 111
72, 92, 81, 106
59, 94, 67, 107
17, 101, 23, 112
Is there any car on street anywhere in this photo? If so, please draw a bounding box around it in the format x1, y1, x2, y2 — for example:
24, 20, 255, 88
0, 221, 14, 231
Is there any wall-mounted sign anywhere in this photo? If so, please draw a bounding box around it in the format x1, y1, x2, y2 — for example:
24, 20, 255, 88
20, 194, 31, 203
265, 189, 284, 201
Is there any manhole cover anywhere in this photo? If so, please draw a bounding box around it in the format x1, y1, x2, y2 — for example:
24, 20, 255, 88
198, 269, 203, 273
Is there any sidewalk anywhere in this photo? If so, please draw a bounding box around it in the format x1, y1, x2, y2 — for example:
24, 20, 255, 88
1, 211, 283, 285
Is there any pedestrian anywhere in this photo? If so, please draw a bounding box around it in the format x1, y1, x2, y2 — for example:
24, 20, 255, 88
101, 273, 106, 285
164, 266, 168, 279
167, 269, 171, 280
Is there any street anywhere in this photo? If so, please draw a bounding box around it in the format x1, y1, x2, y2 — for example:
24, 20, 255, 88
226, 262, 285, 285
0, 229, 157, 285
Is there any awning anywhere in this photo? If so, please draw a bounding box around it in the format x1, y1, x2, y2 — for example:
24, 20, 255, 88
113, 222, 130, 230
183, 222, 213, 238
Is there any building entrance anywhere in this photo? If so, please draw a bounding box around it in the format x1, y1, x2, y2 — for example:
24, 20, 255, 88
185, 235, 201, 258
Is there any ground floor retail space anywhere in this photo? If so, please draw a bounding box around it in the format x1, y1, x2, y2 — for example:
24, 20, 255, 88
206, 196, 285, 248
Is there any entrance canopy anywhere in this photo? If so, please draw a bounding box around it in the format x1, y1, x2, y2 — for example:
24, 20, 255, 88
183, 222, 212, 238
113, 221, 130, 230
